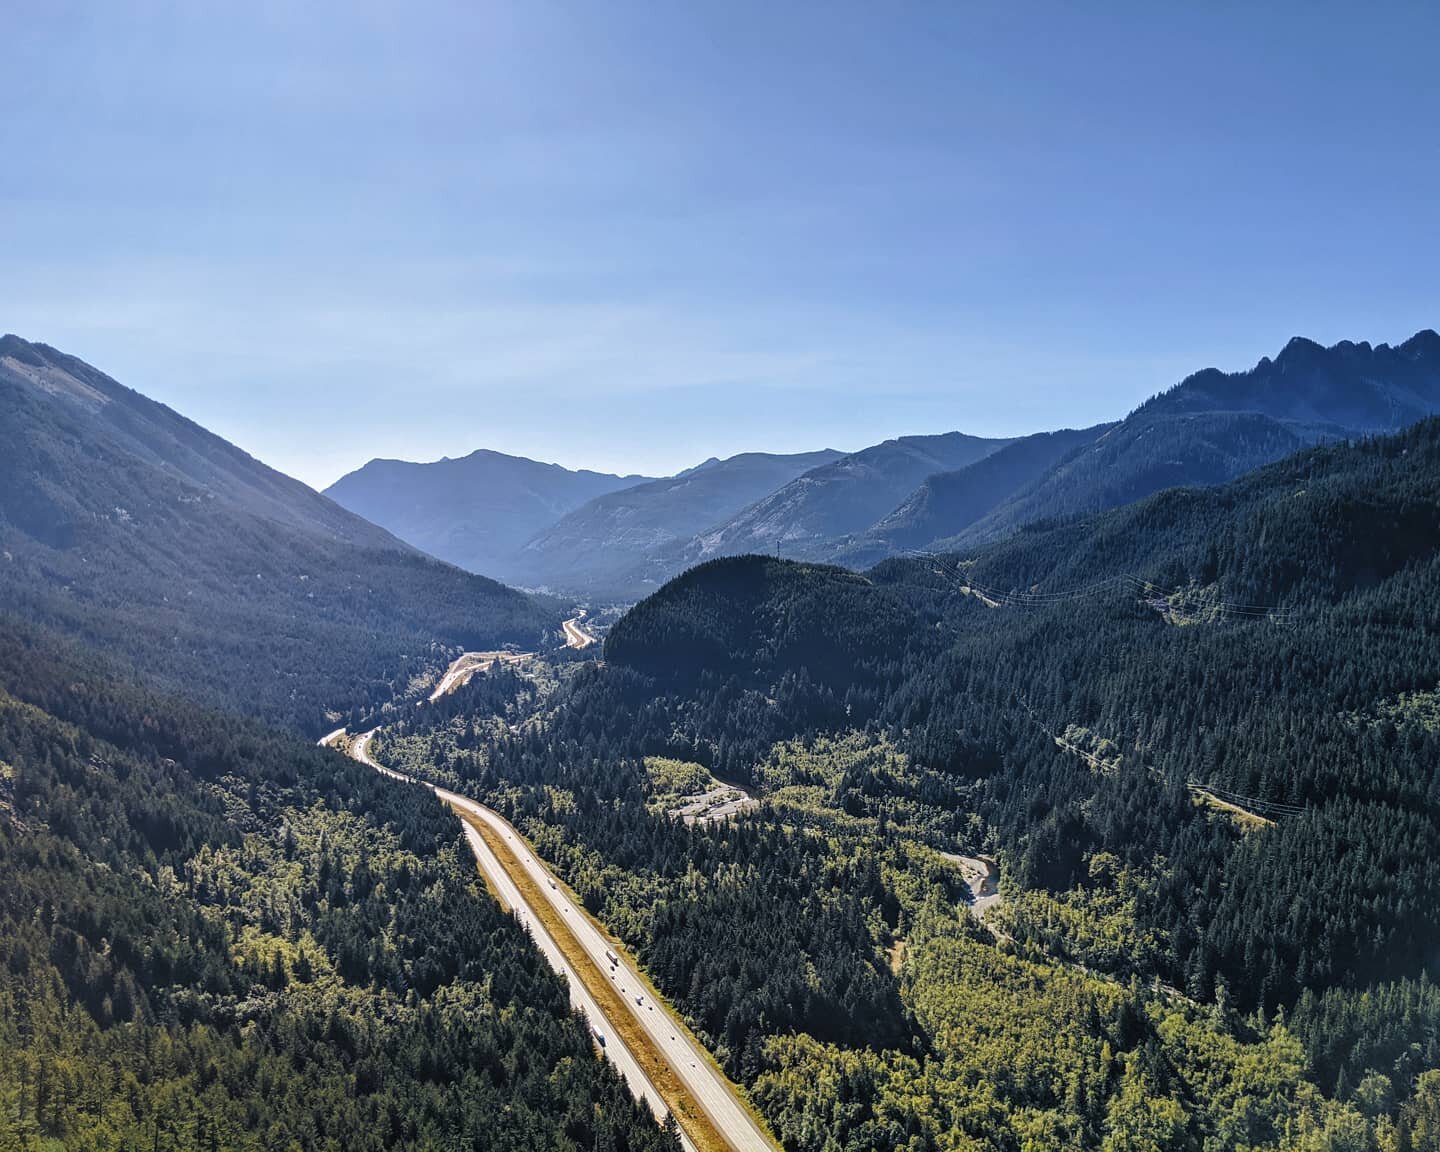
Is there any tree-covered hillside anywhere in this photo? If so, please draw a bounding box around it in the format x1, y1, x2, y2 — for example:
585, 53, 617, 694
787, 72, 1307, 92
366, 427, 1440, 1149
0, 617, 675, 1152
836, 424, 1111, 566
325, 448, 652, 576
946, 330, 1440, 549
683, 432, 1012, 566
0, 336, 562, 732
514, 419, 1440, 1146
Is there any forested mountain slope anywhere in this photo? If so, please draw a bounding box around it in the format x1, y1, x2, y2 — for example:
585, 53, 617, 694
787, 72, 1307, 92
371, 422, 1440, 1150
0, 335, 403, 548
597, 421, 1440, 1103
325, 448, 651, 575
949, 329, 1440, 547
833, 424, 1111, 565
501, 449, 843, 598
0, 618, 675, 1152
684, 431, 1012, 565
0, 336, 560, 732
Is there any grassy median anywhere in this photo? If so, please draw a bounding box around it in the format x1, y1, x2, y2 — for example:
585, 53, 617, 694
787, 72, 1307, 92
454, 807, 756, 1152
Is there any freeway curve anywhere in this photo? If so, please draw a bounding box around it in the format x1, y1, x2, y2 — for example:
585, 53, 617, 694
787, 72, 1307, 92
428, 649, 533, 702
563, 608, 596, 648
334, 730, 776, 1152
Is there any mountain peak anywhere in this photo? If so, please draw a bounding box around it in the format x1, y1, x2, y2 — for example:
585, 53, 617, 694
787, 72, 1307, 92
1275, 335, 1325, 365
1401, 328, 1440, 358
325, 449, 654, 574
0, 333, 47, 366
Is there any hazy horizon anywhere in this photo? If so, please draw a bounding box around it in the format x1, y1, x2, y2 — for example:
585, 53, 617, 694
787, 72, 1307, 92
6, 1, 1439, 488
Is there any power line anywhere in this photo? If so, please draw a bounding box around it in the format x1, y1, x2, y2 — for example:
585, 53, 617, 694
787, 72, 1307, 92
907, 551, 1295, 619
1015, 692, 1307, 823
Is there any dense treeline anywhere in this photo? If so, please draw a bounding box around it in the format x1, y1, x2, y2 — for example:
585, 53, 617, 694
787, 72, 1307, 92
0, 619, 675, 1152
602, 422, 1440, 1006
378, 680, 1417, 1150
511, 418, 1440, 1140
0, 354, 563, 734
378, 707, 911, 1081
0, 532, 559, 735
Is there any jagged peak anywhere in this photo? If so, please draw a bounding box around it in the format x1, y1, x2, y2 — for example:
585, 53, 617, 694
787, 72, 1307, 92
1275, 335, 1325, 364
0, 333, 48, 368
1401, 328, 1440, 357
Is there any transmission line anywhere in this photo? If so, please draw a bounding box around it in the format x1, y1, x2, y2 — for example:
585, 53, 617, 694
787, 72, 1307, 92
908, 551, 1295, 619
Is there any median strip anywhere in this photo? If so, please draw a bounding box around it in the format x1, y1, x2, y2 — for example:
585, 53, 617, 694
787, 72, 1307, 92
454, 808, 737, 1152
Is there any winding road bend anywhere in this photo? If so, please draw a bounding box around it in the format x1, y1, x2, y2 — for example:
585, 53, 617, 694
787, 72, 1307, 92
428, 650, 533, 702
563, 609, 596, 649
323, 728, 776, 1152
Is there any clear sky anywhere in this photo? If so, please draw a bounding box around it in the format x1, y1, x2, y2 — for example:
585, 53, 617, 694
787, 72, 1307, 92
5, 2, 1439, 488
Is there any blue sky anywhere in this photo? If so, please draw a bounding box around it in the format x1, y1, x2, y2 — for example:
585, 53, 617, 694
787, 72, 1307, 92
5, 1, 1439, 487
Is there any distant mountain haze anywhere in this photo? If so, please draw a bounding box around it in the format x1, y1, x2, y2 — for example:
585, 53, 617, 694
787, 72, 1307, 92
0, 335, 560, 731
685, 431, 1014, 564
316, 328, 1440, 601
831, 424, 1114, 567
500, 449, 845, 598
325, 449, 652, 575
945, 329, 1440, 549
0, 334, 406, 552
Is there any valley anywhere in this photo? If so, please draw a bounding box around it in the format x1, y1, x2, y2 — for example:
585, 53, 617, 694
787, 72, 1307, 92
5, 332, 1440, 1151
12, 12, 1440, 1150
323, 331, 1440, 601
331, 727, 778, 1152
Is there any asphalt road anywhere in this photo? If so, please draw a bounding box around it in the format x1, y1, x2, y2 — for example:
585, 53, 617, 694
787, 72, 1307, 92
428, 650, 534, 702
562, 610, 596, 649
338, 730, 776, 1152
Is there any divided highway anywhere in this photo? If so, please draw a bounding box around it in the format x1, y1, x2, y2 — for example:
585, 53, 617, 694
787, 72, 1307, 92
330, 729, 776, 1152
428, 649, 532, 702
563, 609, 596, 648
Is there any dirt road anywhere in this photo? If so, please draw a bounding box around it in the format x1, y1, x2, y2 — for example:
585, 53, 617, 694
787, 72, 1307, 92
942, 851, 1002, 918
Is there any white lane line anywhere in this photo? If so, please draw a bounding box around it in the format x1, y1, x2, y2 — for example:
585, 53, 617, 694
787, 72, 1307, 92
344, 731, 702, 1151
436, 792, 776, 1152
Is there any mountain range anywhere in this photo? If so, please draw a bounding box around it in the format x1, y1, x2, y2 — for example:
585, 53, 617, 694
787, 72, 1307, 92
6, 324, 1440, 1151
322, 328, 1440, 601
0, 335, 559, 731
495, 449, 845, 596
325, 449, 652, 575
7, 328, 1439, 625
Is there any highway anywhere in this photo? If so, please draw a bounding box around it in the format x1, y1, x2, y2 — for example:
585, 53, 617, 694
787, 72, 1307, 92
428, 650, 533, 702
336, 730, 777, 1152
562, 609, 596, 649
